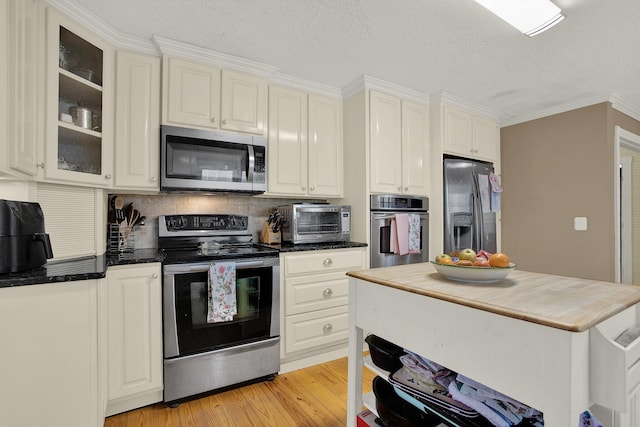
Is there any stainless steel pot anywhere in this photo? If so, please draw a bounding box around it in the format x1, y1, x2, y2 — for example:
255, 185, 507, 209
69, 106, 92, 129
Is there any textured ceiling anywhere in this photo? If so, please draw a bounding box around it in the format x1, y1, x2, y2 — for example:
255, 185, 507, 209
69, 0, 640, 124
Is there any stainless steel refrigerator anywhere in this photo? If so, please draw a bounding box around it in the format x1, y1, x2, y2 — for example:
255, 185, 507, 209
443, 156, 497, 254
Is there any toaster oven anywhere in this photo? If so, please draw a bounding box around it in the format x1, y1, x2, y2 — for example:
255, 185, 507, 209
275, 204, 350, 244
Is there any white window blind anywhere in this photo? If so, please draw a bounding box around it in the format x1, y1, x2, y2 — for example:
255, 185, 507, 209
36, 184, 97, 259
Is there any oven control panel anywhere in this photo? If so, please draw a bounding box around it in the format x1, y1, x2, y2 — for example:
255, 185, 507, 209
162, 214, 248, 232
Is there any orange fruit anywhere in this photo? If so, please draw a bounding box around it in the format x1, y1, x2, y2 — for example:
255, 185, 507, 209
489, 253, 510, 268
455, 260, 473, 266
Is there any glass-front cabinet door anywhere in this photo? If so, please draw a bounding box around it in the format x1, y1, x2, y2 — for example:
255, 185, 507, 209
45, 8, 113, 186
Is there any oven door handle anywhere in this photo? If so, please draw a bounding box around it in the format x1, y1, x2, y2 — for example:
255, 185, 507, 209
372, 213, 429, 220
164, 260, 266, 273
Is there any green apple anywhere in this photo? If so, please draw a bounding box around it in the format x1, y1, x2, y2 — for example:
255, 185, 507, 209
435, 253, 453, 264
458, 248, 477, 263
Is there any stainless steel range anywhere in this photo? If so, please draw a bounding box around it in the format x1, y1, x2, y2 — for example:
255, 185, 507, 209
159, 214, 280, 403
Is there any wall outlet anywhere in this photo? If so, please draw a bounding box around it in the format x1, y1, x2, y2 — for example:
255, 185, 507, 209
574, 216, 588, 231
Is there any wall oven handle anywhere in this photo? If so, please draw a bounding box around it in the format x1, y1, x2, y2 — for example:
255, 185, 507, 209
372, 213, 429, 220
164, 260, 266, 273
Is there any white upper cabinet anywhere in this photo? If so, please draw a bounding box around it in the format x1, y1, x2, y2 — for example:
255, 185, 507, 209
267, 85, 343, 198
44, 8, 114, 186
164, 56, 220, 129
443, 105, 498, 161
267, 85, 308, 196
163, 57, 267, 136
114, 50, 160, 191
369, 90, 402, 194
220, 69, 267, 135
308, 94, 343, 197
1, 0, 41, 178
401, 100, 429, 196
369, 90, 429, 196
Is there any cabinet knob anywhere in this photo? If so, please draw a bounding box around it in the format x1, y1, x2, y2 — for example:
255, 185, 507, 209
211, 117, 217, 123
323, 288, 333, 298
105, 174, 111, 180
310, 186, 315, 191
150, 176, 157, 182
151, 273, 158, 279
323, 323, 333, 334
301, 186, 306, 191
322, 258, 333, 267
36, 162, 45, 169
222, 119, 227, 125
404, 187, 408, 191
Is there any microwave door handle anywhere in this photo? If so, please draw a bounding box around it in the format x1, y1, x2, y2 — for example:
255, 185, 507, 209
247, 145, 255, 183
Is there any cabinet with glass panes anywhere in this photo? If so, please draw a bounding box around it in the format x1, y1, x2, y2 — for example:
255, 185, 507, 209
45, 8, 113, 186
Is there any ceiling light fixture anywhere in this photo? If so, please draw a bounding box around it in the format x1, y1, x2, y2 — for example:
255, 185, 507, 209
473, 0, 565, 37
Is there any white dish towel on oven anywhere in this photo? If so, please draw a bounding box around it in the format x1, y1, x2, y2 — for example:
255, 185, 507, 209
207, 262, 237, 323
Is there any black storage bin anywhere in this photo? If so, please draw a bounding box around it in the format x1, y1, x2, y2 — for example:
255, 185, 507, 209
372, 376, 443, 427
365, 334, 406, 372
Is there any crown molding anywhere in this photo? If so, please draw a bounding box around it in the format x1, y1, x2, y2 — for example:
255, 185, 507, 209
431, 91, 504, 120
42, 0, 158, 55
498, 92, 635, 127
342, 75, 430, 105
153, 36, 278, 78
609, 91, 640, 123
268, 73, 342, 99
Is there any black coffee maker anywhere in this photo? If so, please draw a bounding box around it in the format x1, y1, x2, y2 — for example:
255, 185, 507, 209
0, 199, 54, 274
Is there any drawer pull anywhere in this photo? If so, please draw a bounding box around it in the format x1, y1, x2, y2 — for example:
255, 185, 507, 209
323, 288, 333, 298
323, 258, 333, 267
323, 323, 333, 334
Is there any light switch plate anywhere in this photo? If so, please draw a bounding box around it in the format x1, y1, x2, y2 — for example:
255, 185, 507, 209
574, 216, 588, 231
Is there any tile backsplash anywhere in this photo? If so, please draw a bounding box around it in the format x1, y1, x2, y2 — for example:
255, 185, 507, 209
112, 193, 324, 249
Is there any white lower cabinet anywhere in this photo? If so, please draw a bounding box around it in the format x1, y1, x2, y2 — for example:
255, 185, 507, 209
0, 280, 101, 427
281, 248, 365, 362
105, 263, 163, 416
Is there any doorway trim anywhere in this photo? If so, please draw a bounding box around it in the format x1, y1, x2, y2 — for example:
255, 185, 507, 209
614, 126, 640, 283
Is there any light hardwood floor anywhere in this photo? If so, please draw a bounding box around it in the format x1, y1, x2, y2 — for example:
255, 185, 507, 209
104, 357, 375, 427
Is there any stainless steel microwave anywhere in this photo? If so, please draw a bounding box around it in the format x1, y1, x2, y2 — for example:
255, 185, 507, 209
275, 204, 350, 244
160, 125, 267, 193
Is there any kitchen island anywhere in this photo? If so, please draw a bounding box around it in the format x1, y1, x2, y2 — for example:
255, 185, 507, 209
346, 263, 640, 427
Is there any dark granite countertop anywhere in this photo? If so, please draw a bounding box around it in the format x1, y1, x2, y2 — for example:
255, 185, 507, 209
259, 241, 368, 253
0, 249, 164, 288
0, 242, 368, 288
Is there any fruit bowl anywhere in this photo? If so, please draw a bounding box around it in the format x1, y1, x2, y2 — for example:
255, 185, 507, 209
430, 261, 516, 284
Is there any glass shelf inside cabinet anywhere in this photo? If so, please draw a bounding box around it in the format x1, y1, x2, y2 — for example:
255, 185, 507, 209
59, 27, 103, 86
57, 26, 103, 174
57, 126, 102, 175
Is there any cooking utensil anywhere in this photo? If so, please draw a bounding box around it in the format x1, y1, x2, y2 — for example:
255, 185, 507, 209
69, 105, 93, 129
110, 196, 125, 223
133, 215, 146, 227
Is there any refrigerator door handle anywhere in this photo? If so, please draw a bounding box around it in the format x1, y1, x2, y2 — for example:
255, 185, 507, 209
472, 172, 485, 251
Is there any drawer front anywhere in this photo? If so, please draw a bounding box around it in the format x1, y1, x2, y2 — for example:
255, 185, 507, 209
286, 272, 349, 315
284, 248, 365, 276
285, 306, 348, 354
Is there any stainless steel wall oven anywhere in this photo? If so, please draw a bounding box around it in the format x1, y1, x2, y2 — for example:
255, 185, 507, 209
159, 214, 280, 403
370, 194, 429, 268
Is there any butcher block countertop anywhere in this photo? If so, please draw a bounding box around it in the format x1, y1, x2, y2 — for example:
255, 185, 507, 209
347, 263, 640, 332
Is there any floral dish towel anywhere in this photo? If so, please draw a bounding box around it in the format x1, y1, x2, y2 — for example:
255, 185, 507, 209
207, 262, 237, 323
